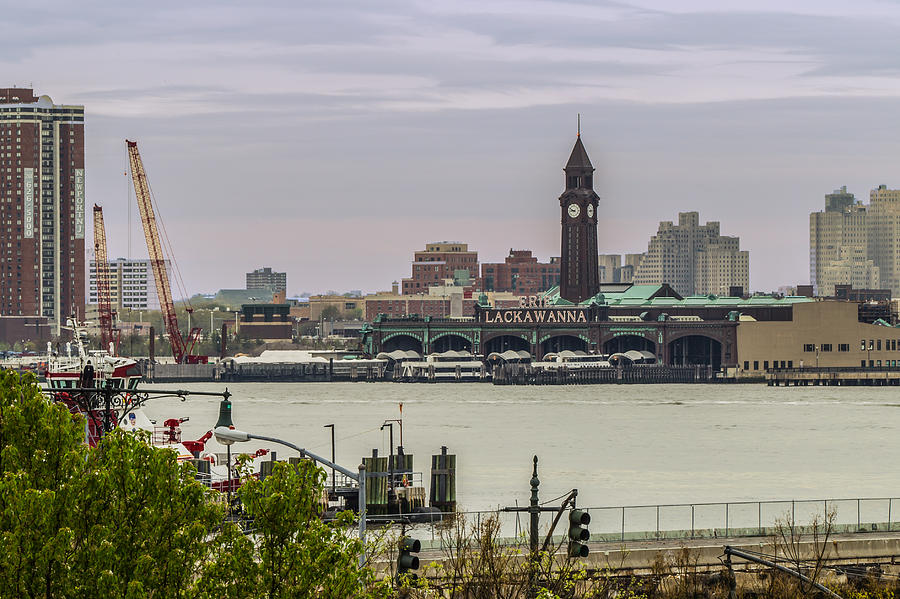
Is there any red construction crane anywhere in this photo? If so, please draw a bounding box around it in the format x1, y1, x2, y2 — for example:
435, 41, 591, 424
92, 204, 119, 354
126, 140, 205, 364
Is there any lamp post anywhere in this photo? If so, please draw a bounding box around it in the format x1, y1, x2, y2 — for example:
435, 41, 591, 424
214, 426, 368, 567
324, 423, 335, 493
381, 422, 394, 493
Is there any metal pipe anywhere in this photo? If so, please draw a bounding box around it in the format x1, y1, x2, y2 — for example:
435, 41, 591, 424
724, 546, 842, 599
358, 462, 367, 568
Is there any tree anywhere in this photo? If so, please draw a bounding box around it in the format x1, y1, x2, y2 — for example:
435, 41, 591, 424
321, 305, 341, 322
0, 371, 389, 598
0, 370, 221, 598
0, 371, 86, 598
197, 458, 391, 599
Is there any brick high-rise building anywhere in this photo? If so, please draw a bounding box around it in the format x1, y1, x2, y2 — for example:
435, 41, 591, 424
481, 250, 560, 295
0, 88, 85, 333
401, 242, 479, 294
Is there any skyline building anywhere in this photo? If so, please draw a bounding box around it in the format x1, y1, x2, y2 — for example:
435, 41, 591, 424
0, 88, 85, 333
401, 241, 479, 295
807, 185, 900, 296
598, 253, 642, 284
246, 266, 286, 294
481, 250, 560, 295
633, 211, 749, 296
809, 186, 869, 295
867, 185, 900, 295
88, 258, 165, 312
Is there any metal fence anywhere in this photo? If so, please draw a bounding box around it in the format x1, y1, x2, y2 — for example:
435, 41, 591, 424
399, 497, 900, 550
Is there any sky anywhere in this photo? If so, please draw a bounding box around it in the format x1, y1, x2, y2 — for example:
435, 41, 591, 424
4, 0, 900, 297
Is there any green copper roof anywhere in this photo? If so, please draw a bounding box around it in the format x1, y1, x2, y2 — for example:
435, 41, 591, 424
542, 284, 814, 308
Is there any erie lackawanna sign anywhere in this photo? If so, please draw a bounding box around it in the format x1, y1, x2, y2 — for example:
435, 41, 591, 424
480, 307, 591, 324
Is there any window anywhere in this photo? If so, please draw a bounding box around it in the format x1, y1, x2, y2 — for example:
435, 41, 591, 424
780, 361, 786, 368
802, 344, 815, 352
763, 361, 769, 370
787, 361, 793, 368
821, 344, 832, 352
869, 340, 874, 350
743, 361, 749, 370
753, 360, 759, 370
861, 360, 867, 367
878, 340, 882, 351
838, 344, 849, 352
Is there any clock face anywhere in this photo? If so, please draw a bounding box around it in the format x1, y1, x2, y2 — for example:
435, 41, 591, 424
587, 204, 594, 218
567, 203, 581, 218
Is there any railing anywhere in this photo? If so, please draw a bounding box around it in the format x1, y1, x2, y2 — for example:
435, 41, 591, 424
769, 366, 900, 374
395, 497, 900, 550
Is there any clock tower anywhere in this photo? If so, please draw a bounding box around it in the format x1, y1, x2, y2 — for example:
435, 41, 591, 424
559, 135, 600, 303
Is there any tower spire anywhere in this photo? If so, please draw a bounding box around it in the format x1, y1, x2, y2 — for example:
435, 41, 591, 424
577, 113, 580, 138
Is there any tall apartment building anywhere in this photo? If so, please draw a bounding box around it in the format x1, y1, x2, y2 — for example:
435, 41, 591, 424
401, 242, 479, 294
817, 246, 880, 295
598, 253, 644, 284
808, 185, 900, 296
0, 88, 85, 333
633, 212, 749, 296
88, 258, 164, 311
481, 250, 560, 295
809, 186, 869, 295
597, 254, 620, 283
246, 266, 286, 293
868, 185, 900, 294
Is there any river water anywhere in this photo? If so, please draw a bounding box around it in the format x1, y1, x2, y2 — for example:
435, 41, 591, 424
141, 382, 900, 515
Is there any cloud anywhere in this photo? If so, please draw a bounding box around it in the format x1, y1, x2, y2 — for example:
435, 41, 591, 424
5, 1, 900, 295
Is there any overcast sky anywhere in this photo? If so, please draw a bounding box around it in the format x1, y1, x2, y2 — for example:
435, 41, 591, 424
4, 0, 900, 297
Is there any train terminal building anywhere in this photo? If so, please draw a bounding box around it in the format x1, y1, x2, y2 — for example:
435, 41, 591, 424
363, 283, 814, 373
362, 134, 900, 377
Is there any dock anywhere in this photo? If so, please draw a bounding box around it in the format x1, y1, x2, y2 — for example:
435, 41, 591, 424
492, 363, 723, 385
767, 367, 900, 386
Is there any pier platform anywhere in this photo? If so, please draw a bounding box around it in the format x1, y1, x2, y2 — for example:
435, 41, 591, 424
767, 367, 900, 386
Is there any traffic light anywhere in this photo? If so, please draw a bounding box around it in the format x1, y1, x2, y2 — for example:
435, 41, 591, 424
397, 536, 421, 583
214, 397, 233, 429
568, 509, 591, 558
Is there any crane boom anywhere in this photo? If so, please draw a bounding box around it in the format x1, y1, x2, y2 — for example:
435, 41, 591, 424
126, 140, 203, 363
92, 204, 118, 354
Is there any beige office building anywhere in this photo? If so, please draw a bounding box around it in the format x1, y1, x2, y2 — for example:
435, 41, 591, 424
817, 246, 880, 296
598, 254, 621, 283
633, 212, 749, 296
810, 185, 900, 296
737, 300, 900, 375
868, 185, 900, 294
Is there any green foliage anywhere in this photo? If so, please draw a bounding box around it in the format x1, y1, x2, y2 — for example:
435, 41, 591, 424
0, 371, 388, 599
0, 371, 86, 598
320, 305, 341, 322
197, 458, 391, 599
